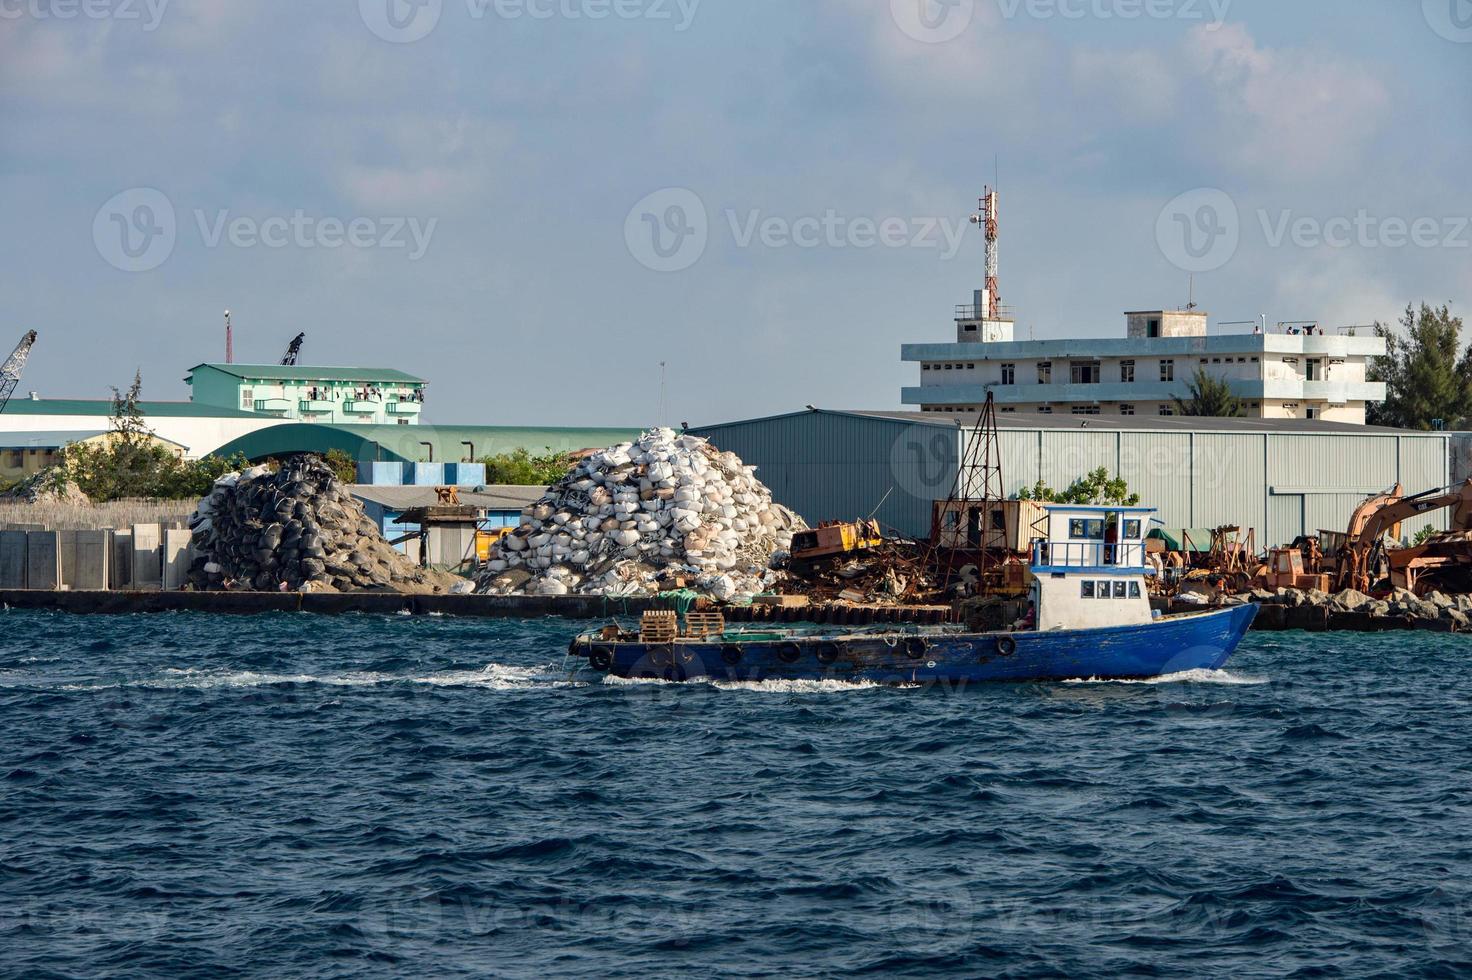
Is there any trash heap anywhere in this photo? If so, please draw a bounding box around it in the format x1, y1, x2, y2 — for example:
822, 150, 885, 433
187, 455, 459, 594
476, 429, 806, 600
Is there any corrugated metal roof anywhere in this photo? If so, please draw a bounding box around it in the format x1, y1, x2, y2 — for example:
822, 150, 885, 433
0, 399, 261, 419
764, 408, 1433, 437
0, 430, 106, 448
186, 363, 427, 384
348, 485, 544, 511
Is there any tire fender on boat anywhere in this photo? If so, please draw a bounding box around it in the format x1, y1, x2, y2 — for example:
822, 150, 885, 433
996, 635, 1017, 657
589, 646, 615, 672
816, 642, 841, 665
721, 645, 744, 666
903, 637, 928, 659
777, 642, 802, 664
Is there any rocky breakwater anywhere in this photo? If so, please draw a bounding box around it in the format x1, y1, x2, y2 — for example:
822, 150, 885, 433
187, 456, 462, 594
476, 428, 806, 600
1228, 586, 1472, 630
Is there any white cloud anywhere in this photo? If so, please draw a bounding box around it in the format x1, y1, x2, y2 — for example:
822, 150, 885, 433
1069, 47, 1179, 123
1186, 23, 1390, 179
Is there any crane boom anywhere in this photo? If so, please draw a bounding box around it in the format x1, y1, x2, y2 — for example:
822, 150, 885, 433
1337, 479, 1472, 591
0, 330, 38, 415
281, 332, 305, 366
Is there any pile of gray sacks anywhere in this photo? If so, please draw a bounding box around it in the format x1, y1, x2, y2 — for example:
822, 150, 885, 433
476, 428, 806, 600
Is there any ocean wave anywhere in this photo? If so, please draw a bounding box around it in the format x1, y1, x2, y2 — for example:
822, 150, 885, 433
1062, 668, 1269, 686
48, 663, 577, 692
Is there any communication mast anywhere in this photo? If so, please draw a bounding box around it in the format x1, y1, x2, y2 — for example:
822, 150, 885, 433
224, 310, 234, 364
970, 187, 1001, 320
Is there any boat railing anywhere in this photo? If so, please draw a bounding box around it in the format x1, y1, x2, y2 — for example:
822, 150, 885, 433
1032, 541, 1145, 570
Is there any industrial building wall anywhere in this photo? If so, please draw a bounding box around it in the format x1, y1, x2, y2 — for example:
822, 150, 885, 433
696, 412, 1449, 546
978, 427, 1449, 547
694, 413, 960, 538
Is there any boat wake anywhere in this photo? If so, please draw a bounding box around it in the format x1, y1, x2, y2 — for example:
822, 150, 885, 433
47, 663, 577, 692
601, 674, 903, 694
1062, 668, 1268, 686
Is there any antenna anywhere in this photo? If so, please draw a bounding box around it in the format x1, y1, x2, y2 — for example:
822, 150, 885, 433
224, 310, 233, 364
1187, 275, 1197, 311
968, 184, 1001, 320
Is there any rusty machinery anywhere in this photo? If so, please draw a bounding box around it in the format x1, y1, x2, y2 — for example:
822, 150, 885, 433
1334, 480, 1472, 593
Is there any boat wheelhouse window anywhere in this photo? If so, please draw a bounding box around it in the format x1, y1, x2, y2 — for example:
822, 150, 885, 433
1123, 520, 1141, 539
1097, 583, 1111, 600
1113, 581, 1127, 599
1081, 581, 1095, 599
1129, 582, 1142, 599
1069, 518, 1105, 540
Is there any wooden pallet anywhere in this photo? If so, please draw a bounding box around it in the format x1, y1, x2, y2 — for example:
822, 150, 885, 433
639, 610, 679, 643
683, 611, 726, 638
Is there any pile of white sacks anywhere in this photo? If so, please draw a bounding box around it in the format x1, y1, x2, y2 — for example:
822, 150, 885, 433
475, 428, 806, 600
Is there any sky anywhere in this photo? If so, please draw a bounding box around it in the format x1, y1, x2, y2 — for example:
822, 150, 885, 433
1, 0, 1469, 428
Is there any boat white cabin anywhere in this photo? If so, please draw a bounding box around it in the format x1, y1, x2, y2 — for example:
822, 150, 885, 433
1029, 504, 1157, 631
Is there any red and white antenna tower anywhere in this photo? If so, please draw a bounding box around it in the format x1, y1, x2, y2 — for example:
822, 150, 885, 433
224, 310, 233, 364
980, 186, 1000, 320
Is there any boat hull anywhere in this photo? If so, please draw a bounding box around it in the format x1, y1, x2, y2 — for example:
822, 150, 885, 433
572, 604, 1258, 685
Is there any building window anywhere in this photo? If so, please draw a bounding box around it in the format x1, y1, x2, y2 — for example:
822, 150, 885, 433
1070, 361, 1101, 384
1071, 406, 1101, 416
1001, 364, 1016, 385
922, 364, 931, 371
967, 363, 976, 370
1306, 407, 1319, 419
1038, 406, 1053, 414
1160, 360, 1175, 382
1159, 406, 1175, 416
1306, 359, 1322, 381
944, 363, 954, 370
1038, 362, 1052, 384
240, 388, 253, 410
1000, 407, 1016, 413
1120, 360, 1135, 383
1148, 318, 1161, 338
1120, 404, 1135, 416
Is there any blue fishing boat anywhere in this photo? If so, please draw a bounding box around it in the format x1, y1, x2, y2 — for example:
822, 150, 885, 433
569, 503, 1257, 684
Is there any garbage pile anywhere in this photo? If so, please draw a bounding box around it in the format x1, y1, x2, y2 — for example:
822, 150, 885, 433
784, 539, 943, 605
476, 429, 806, 600
187, 456, 460, 594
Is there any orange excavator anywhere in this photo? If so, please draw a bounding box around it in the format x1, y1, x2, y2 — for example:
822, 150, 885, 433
1334, 480, 1472, 593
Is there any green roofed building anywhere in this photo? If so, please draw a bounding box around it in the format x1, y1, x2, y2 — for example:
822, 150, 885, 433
209, 423, 646, 465
185, 363, 429, 426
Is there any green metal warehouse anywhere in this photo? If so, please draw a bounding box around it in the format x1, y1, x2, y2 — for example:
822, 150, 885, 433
692, 410, 1451, 548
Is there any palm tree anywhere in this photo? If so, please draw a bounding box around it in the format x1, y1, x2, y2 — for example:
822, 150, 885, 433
1173, 368, 1246, 418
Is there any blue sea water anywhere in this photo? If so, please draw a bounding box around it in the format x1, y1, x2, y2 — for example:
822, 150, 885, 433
2, 610, 1471, 979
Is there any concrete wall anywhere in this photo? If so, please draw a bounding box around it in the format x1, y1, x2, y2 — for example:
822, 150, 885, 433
0, 530, 26, 588
25, 531, 60, 590
131, 523, 162, 590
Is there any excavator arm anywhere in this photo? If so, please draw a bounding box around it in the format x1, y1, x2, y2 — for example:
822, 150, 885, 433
1337, 479, 1472, 592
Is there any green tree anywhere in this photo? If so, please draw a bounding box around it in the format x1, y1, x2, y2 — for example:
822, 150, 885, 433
1369, 303, 1468, 429
480, 447, 575, 486
323, 448, 358, 484
1173, 367, 1245, 418
1016, 468, 1141, 506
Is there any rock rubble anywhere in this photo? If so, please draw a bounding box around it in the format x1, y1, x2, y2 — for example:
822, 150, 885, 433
187, 456, 459, 594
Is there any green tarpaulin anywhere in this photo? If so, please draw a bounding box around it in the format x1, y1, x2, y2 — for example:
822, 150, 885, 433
1149, 528, 1216, 553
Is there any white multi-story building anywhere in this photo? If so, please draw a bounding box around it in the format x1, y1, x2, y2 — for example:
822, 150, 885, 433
902, 295, 1387, 423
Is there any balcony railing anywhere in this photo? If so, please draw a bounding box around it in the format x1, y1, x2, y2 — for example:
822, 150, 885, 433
1032, 540, 1146, 570
955, 304, 1018, 321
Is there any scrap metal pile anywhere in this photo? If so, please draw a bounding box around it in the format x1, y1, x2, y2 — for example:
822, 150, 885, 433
187, 456, 460, 594
475, 429, 806, 600
780, 538, 944, 605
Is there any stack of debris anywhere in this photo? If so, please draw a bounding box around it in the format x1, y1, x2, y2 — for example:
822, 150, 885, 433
476, 428, 805, 600
781, 539, 942, 605
187, 456, 461, 594
1240, 586, 1472, 628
